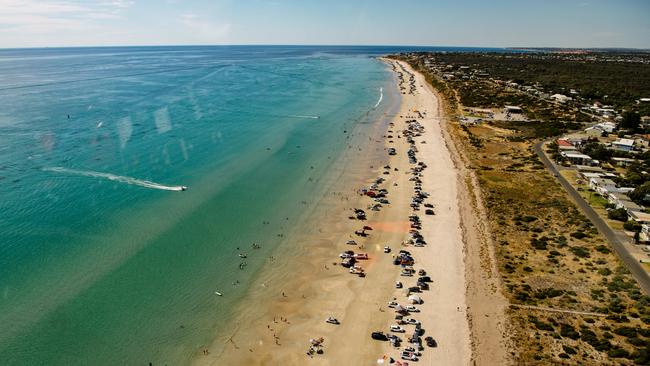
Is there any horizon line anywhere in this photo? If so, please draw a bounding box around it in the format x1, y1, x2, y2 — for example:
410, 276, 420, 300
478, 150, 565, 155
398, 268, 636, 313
0, 44, 648, 52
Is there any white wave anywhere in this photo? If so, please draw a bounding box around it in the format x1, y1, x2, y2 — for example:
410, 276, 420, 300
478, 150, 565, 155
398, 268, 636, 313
373, 87, 383, 108
44, 167, 187, 192
286, 115, 320, 119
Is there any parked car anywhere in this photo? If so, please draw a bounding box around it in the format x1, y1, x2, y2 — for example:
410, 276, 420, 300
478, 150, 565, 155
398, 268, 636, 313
403, 346, 421, 356
390, 325, 405, 333
405, 318, 420, 325
371, 331, 388, 341
425, 336, 437, 347
406, 305, 420, 312
384, 246, 391, 253
400, 351, 417, 361
395, 281, 403, 289
387, 301, 398, 308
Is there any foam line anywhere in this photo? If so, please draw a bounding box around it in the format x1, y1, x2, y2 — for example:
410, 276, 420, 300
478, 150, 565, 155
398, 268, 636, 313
373, 87, 383, 108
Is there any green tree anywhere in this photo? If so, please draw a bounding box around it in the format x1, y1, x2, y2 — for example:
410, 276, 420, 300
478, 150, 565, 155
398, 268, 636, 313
608, 208, 629, 222
629, 181, 650, 204
582, 142, 613, 162
623, 220, 642, 232
620, 112, 641, 132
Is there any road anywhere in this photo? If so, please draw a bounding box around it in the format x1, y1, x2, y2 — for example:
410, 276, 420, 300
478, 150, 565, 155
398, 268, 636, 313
534, 141, 650, 295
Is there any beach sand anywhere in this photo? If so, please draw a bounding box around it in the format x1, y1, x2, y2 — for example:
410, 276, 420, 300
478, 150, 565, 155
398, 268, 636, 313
195, 59, 508, 365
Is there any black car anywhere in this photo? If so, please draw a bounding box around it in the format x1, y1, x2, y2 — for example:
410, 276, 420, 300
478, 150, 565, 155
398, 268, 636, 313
408, 286, 421, 293
417, 282, 429, 290
371, 331, 388, 341
425, 336, 437, 347
418, 276, 432, 283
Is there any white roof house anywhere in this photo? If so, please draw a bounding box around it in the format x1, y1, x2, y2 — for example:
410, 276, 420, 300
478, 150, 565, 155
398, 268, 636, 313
588, 121, 617, 133
550, 94, 573, 103
611, 157, 638, 167
504, 105, 523, 113
612, 138, 635, 151
589, 178, 617, 195
562, 151, 592, 165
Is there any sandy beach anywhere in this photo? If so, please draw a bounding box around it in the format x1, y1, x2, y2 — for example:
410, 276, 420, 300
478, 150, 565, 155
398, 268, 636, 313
195, 58, 506, 366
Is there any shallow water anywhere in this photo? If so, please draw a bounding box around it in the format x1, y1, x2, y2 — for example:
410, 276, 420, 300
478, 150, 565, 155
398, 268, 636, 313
0, 45, 504, 365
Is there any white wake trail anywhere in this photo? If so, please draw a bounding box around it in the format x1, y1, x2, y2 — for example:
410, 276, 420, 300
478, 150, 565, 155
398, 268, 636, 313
44, 167, 187, 192
373, 87, 383, 108
286, 115, 320, 119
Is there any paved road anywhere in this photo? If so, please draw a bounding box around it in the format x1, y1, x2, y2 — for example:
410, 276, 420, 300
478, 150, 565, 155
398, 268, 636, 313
534, 141, 650, 295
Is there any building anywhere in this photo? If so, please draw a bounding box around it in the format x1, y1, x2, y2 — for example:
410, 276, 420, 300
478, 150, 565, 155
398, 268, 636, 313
611, 138, 635, 152
629, 210, 650, 224
557, 138, 577, 151
504, 105, 523, 114
562, 151, 592, 165
589, 178, 617, 196
593, 121, 617, 133
611, 157, 638, 167
608, 192, 638, 210
550, 94, 573, 103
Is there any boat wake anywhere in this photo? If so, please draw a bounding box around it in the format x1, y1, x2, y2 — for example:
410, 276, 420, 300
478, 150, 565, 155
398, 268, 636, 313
373, 87, 383, 108
286, 115, 320, 119
43, 167, 187, 192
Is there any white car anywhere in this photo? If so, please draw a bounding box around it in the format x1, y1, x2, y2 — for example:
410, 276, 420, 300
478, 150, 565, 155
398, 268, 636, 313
405, 305, 420, 313
390, 325, 405, 333
387, 301, 398, 308
383, 246, 391, 253
405, 318, 420, 325
401, 351, 417, 361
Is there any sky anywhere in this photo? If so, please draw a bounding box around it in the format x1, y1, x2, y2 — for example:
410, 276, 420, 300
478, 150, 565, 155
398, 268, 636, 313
0, 0, 649, 49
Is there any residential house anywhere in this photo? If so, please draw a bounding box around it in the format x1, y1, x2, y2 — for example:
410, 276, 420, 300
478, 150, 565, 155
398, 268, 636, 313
504, 105, 523, 114
611, 138, 635, 152
562, 151, 592, 165
611, 157, 638, 167
550, 94, 573, 103
607, 192, 638, 210
589, 178, 617, 195
557, 138, 577, 151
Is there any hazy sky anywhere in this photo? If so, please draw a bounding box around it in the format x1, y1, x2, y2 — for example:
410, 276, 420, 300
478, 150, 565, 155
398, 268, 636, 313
0, 0, 648, 49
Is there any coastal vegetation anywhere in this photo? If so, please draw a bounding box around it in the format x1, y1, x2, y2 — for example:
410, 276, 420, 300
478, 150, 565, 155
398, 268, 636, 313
395, 52, 650, 365
416, 52, 650, 115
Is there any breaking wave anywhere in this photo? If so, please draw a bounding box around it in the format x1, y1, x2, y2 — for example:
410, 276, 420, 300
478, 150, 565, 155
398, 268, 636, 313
373, 87, 383, 108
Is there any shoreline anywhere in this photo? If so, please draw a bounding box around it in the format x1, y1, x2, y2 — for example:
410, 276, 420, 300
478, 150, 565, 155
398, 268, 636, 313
195, 58, 503, 365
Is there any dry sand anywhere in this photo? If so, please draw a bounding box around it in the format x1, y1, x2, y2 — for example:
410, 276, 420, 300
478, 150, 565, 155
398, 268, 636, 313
194, 59, 509, 366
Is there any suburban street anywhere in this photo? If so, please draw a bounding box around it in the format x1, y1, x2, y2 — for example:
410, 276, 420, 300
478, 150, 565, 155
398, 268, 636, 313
534, 141, 650, 295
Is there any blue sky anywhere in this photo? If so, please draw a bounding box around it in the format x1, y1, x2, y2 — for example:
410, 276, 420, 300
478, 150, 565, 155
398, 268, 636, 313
0, 0, 648, 48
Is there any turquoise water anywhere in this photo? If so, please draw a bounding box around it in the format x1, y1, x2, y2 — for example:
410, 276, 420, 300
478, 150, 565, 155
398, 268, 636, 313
0, 46, 397, 365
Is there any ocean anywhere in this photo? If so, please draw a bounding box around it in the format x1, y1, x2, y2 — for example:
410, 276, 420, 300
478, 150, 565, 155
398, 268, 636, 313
0, 45, 504, 365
